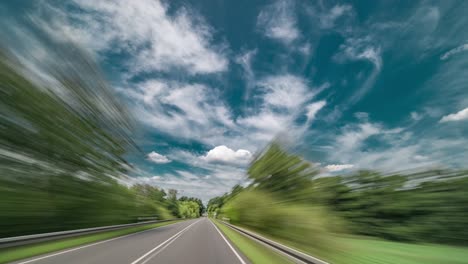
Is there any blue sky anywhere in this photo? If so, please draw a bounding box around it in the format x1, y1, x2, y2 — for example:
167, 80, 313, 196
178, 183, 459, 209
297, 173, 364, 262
2, 0, 468, 201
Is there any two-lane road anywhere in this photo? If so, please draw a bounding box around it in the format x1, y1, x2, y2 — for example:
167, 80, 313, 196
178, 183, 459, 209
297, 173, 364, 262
12, 218, 250, 264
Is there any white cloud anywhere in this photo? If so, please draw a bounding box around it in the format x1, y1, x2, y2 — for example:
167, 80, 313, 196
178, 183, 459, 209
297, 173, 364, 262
122, 73, 326, 196
235, 49, 257, 100
335, 37, 382, 69
440, 107, 468, 122
124, 73, 323, 151
354, 112, 369, 121
237, 111, 291, 140
257, 0, 300, 44
334, 37, 382, 105
132, 164, 248, 202
298, 43, 312, 55
123, 80, 234, 146
323, 117, 468, 172
201, 145, 252, 165
259, 75, 313, 109
336, 123, 381, 151
146, 151, 171, 164
410, 111, 422, 121
237, 74, 325, 143
325, 164, 354, 172
48, 0, 227, 75
235, 50, 256, 74
320, 5, 353, 29
305, 101, 327, 124
440, 44, 468, 60
413, 155, 428, 161
176, 170, 198, 180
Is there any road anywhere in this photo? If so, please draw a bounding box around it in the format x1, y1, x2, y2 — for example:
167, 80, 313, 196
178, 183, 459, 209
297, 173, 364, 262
12, 218, 250, 264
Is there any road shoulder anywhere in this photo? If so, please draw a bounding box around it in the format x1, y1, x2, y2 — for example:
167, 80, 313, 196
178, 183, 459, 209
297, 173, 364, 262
212, 219, 294, 264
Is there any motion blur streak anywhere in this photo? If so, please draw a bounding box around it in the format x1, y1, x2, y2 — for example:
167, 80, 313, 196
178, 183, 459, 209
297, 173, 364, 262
0, 26, 192, 239
208, 142, 468, 263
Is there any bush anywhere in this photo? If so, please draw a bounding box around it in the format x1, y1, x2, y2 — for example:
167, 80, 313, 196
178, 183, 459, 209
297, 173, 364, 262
221, 190, 341, 254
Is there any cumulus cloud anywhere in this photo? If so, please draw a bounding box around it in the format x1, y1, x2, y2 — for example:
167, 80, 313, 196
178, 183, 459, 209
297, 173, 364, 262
257, 0, 299, 44
201, 145, 252, 165
325, 164, 354, 172
440, 107, 468, 122
146, 151, 171, 164
46, 0, 227, 75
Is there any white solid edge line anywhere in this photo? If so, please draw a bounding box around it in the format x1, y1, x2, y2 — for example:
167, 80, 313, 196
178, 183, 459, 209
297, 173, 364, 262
15, 220, 185, 264
224, 222, 329, 264
209, 219, 247, 264
130, 219, 201, 264
223, 224, 308, 264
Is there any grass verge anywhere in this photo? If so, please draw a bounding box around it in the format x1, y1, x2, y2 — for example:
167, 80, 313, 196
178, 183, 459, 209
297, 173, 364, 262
277, 234, 468, 264
226, 224, 468, 264
0, 220, 183, 264
327, 236, 468, 264
212, 220, 294, 264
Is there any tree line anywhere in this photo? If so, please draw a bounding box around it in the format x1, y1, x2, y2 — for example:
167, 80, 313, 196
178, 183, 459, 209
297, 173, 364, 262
0, 41, 202, 238
208, 143, 468, 249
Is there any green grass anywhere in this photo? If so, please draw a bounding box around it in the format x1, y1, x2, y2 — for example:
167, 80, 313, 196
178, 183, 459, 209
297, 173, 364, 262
0, 220, 183, 264
225, 223, 468, 264
325, 236, 468, 264
212, 220, 294, 264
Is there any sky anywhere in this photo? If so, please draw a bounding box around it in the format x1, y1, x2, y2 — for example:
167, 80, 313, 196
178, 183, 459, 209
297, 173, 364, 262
2, 0, 468, 202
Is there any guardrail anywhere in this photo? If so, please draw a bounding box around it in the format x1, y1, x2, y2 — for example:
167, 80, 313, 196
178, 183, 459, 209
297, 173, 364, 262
220, 221, 329, 264
0, 218, 179, 249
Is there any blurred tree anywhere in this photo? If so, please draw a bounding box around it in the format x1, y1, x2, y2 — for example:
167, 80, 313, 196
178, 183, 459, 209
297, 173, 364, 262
248, 143, 318, 200
210, 142, 468, 246
178, 201, 201, 218
179, 196, 205, 216
0, 38, 186, 236
166, 189, 179, 217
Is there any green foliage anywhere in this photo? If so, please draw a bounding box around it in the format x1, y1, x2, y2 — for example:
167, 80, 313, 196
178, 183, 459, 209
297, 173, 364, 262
131, 184, 174, 220
307, 170, 468, 245
0, 42, 198, 237
248, 143, 317, 200
327, 236, 468, 264
221, 190, 337, 254
210, 140, 468, 263
166, 189, 180, 217
209, 143, 341, 255
207, 195, 227, 217
178, 201, 201, 218
179, 196, 205, 216
207, 184, 245, 217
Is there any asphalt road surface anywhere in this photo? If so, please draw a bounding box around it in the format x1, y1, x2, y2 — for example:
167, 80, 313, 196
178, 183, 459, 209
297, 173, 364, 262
12, 218, 250, 264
